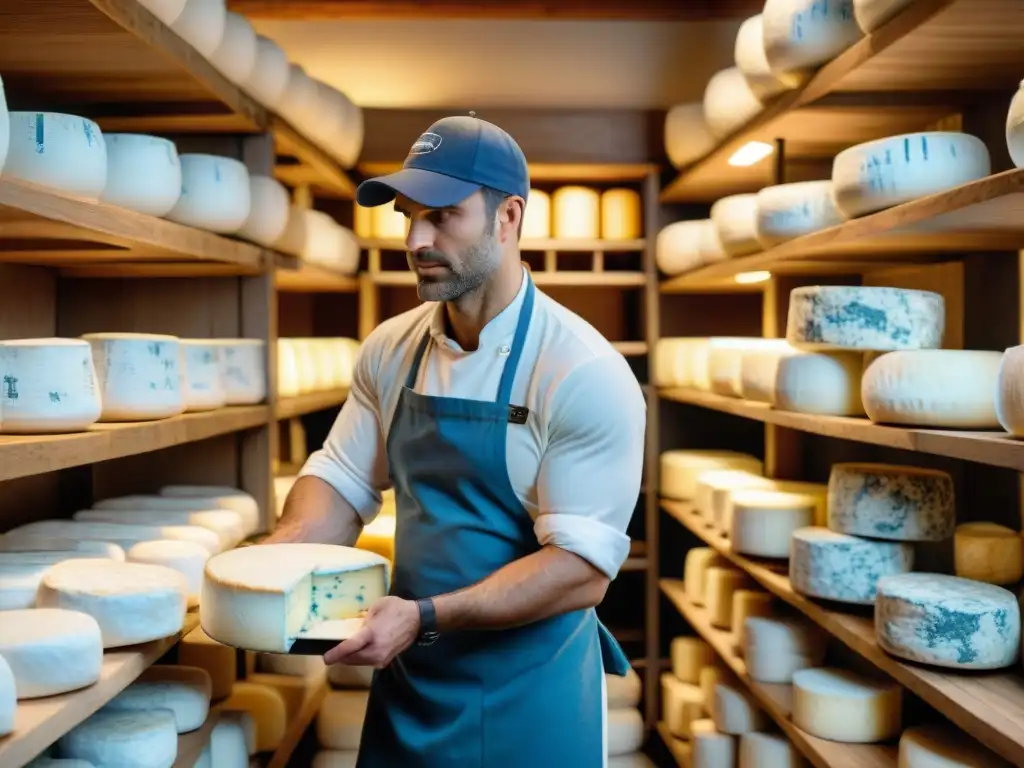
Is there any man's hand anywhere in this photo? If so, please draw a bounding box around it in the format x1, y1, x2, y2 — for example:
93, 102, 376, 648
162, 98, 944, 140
323, 596, 421, 668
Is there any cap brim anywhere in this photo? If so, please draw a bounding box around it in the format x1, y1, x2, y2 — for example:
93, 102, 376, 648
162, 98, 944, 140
356, 167, 481, 208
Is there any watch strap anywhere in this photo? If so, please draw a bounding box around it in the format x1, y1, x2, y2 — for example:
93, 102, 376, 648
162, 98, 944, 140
415, 598, 439, 645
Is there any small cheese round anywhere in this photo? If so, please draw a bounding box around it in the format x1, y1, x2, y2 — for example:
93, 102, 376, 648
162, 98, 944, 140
712, 683, 767, 734
862, 350, 1003, 429
661, 673, 704, 739
729, 591, 774, 650
954, 523, 1024, 586
664, 103, 717, 169
180, 339, 227, 412
996, 344, 1024, 436
218, 709, 257, 756
705, 567, 753, 629
313, 752, 360, 768
670, 637, 716, 685
734, 14, 791, 99
694, 469, 773, 529
774, 350, 866, 416
790, 527, 914, 605
316, 689, 368, 751
656, 220, 711, 276
607, 667, 642, 708
743, 616, 827, 683
126, 540, 211, 607
730, 490, 816, 558
169, 0, 226, 56
898, 723, 1013, 768
166, 154, 251, 232
763, 0, 864, 80
739, 732, 803, 768
601, 188, 642, 240
6, 112, 107, 200
755, 180, 844, 247
710, 194, 761, 257
792, 667, 902, 743
36, 559, 188, 648
876, 573, 1021, 670
224, 682, 288, 752
703, 67, 763, 138
210, 12, 258, 86
237, 175, 290, 248
660, 451, 764, 501
521, 188, 551, 240
77, 509, 242, 550
739, 342, 799, 403
0, 608, 103, 698
692, 720, 736, 768
551, 186, 600, 239
245, 34, 290, 110
105, 665, 213, 733
684, 548, 728, 607
0, 654, 14, 737
608, 707, 644, 756
81, 332, 184, 422
100, 133, 182, 217
59, 709, 178, 768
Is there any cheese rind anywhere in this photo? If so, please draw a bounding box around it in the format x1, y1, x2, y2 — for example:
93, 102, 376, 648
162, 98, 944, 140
81, 333, 184, 421
705, 567, 753, 628
660, 451, 763, 501
317, 689, 369, 750
710, 194, 761, 257
127, 539, 210, 608
739, 732, 802, 768
734, 15, 791, 100
876, 573, 1021, 670
74, 508, 243, 549
661, 673, 705, 738
6, 519, 222, 554
692, 720, 736, 768
774, 350, 865, 416
664, 103, 717, 169
790, 527, 914, 605
656, 220, 709, 277
792, 667, 902, 743
607, 667, 642, 708
739, 343, 799, 403
0, 654, 14, 736
743, 616, 827, 683
995, 344, 1024, 436
684, 548, 728, 607
729, 591, 773, 651
730, 490, 816, 558
105, 665, 213, 733
898, 723, 1013, 768
762, 0, 864, 79
755, 181, 844, 247
223, 682, 288, 752
712, 683, 767, 734
0, 608, 103, 699
694, 469, 772, 530
670, 637, 716, 685
60, 709, 178, 768
703, 68, 763, 138
954, 523, 1024, 586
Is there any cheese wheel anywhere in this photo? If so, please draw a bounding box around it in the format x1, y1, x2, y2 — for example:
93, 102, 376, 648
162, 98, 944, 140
653, 338, 687, 387
237, 175, 290, 247
1008, 80, 1024, 169
744, 615, 828, 684
327, 663, 374, 689
313, 752, 360, 768
734, 14, 791, 99
739, 342, 799, 402
705, 567, 753, 628
106, 665, 213, 733
792, 667, 902, 743
206, 710, 255, 766
703, 68, 763, 138
712, 683, 767, 734
862, 350, 1002, 429
223, 682, 287, 751
0, 537, 123, 559
170, 0, 226, 56
709, 338, 790, 398
670, 637, 716, 684
853, 0, 914, 32
608, 707, 644, 756
37, 559, 188, 648
201, 543, 390, 653
699, 665, 728, 708
996, 345, 1024, 436
0, 338, 102, 434
317, 689, 369, 750
876, 573, 1021, 670
101, 134, 182, 216
0, 608, 103, 699
898, 723, 1013, 768
774, 350, 865, 416
178, 627, 237, 701
521, 189, 551, 240
832, 132, 991, 218
710, 194, 760, 257
166, 154, 251, 232
273, 204, 309, 257
245, 35, 290, 110
787, 285, 945, 352
740, 732, 803, 768
954, 523, 1023, 585
137, 0, 187, 24
370, 204, 407, 240
660, 450, 764, 501
730, 591, 773, 650
755, 180, 844, 247
180, 339, 227, 412
551, 186, 600, 239
827, 463, 955, 541
6, 112, 107, 199
730, 490, 816, 558
210, 12, 257, 85
278, 64, 320, 129
75, 509, 242, 550
157, 486, 261, 536
600, 188, 641, 240
695, 470, 773, 530
692, 720, 736, 768
790, 527, 914, 605
127, 540, 210, 608
60, 709, 178, 768
334, 93, 364, 170
0, 654, 13, 737
656, 220, 710, 276
0, 550, 118, 609
684, 548, 728, 607
81, 332, 184, 421
664, 103, 717, 169
661, 673, 704, 738
762, 0, 863, 80
606, 667, 641, 708
6, 519, 222, 555
209, 338, 267, 406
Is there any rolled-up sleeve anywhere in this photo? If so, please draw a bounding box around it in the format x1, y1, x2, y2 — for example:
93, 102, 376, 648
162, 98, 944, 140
533, 354, 647, 579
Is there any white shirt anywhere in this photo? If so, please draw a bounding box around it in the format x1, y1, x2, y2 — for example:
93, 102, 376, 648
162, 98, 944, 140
299, 268, 647, 579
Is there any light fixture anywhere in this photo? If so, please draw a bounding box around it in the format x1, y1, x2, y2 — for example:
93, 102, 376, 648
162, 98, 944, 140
735, 270, 771, 284
727, 141, 774, 167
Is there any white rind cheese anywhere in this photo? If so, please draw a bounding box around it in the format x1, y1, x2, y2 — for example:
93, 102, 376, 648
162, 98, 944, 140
710, 194, 761, 257
656, 220, 711, 277
127, 539, 210, 607
734, 15, 791, 100
995, 344, 1024, 436
705, 567, 752, 628
703, 68, 763, 138
832, 132, 991, 218
743, 616, 827, 683
730, 490, 816, 559
167, 154, 251, 233
694, 469, 773, 528
180, 340, 227, 412
664, 103, 717, 169
774, 350, 865, 416
0, 537, 124, 559
0, 653, 15, 736
1008, 80, 1024, 169
684, 548, 728, 607
6, 519, 222, 555
827, 463, 955, 542
210, 339, 267, 406
106, 665, 213, 733
755, 180, 844, 247
317, 689, 369, 750
60, 709, 178, 768
712, 683, 768, 734
660, 451, 763, 501
786, 285, 945, 352
739, 732, 802, 768
75, 508, 243, 549
245, 34, 290, 111
107, 489, 260, 537
201, 543, 390, 652
729, 590, 774, 650
0, 608, 103, 698
82, 333, 185, 422
692, 720, 736, 768
792, 667, 902, 743
875, 573, 1021, 670
954, 523, 1024, 586
670, 636, 716, 685
790, 527, 914, 605
898, 723, 1013, 768
6, 112, 107, 200
607, 667, 642, 708
101, 133, 182, 217
739, 342, 799, 403
206, 710, 255, 766
661, 673, 704, 739
608, 708, 644, 756
762, 0, 863, 81
37, 559, 188, 648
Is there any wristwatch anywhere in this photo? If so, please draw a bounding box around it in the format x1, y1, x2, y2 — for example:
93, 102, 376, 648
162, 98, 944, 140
415, 598, 440, 646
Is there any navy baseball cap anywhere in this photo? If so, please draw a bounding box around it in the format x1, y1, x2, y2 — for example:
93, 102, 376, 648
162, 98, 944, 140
356, 115, 530, 209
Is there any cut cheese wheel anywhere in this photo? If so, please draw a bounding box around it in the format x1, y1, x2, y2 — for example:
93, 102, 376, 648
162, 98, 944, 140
694, 469, 772, 530
608, 707, 644, 756
660, 451, 763, 502
710, 194, 760, 257
755, 180, 844, 247
703, 67, 763, 138
670, 637, 715, 685
898, 723, 1012, 768
106, 665, 212, 733
833, 132, 990, 218
201, 543, 390, 653
177, 627, 237, 701
101, 133, 182, 217
223, 682, 287, 752
729, 591, 773, 650
210, 12, 258, 85
739, 342, 799, 403
81, 333, 184, 421
684, 548, 728, 606
6, 112, 107, 200
601, 188, 642, 240
774, 350, 865, 416
655, 220, 710, 276
705, 567, 753, 628
762, 0, 863, 80
76, 509, 242, 549
739, 732, 803, 768
827, 463, 955, 541
127, 540, 210, 608
551, 186, 600, 239
0, 654, 13, 736
245, 35, 290, 110
786, 285, 944, 352
743, 616, 828, 683
862, 350, 1003, 429
7, 520, 222, 555
954, 523, 1023, 586
792, 667, 902, 743
237, 175, 290, 248
317, 689, 369, 750
661, 673, 704, 738
1008, 80, 1024, 169
790, 527, 913, 605
606, 667, 641, 708
166, 154, 251, 233
521, 189, 551, 240
876, 573, 1021, 670
853, 0, 914, 32
730, 490, 817, 558
0, 609, 103, 699
327, 664, 374, 689
180, 339, 227, 412
712, 683, 767, 734
692, 720, 736, 768
313, 752, 360, 768
996, 344, 1024, 436
734, 14, 791, 99
60, 709, 178, 768
664, 103, 717, 169
170, 0, 227, 56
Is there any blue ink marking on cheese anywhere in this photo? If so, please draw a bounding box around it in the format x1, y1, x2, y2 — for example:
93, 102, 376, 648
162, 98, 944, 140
903, 138, 910, 163
82, 120, 95, 148
35, 114, 45, 154
921, 135, 928, 162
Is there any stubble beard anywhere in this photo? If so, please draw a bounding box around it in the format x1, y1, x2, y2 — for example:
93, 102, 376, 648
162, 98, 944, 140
413, 230, 502, 303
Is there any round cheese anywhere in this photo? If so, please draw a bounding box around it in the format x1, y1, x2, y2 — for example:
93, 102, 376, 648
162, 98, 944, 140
551, 186, 600, 239
876, 573, 1021, 670
61, 709, 178, 768
608, 707, 644, 756
699, 219, 728, 266
334, 91, 364, 170
832, 132, 991, 218
82, 332, 184, 421
790, 527, 914, 605
670, 636, 716, 684
734, 14, 791, 99
0, 537, 123, 559
695, 469, 773, 530
0, 338, 102, 434
327, 663, 374, 690
786, 285, 945, 352
127, 540, 210, 607
166, 154, 251, 233
755, 180, 844, 247
278, 64, 321, 129
762, 0, 863, 80
207, 710, 256, 765
862, 350, 1002, 429
37, 559, 188, 648
244, 35, 290, 109
106, 665, 212, 733
277, 339, 301, 398
898, 723, 1013, 768
730, 590, 773, 652
660, 450, 763, 501
853, 0, 914, 32
170, 0, 226, 56
699, 665, 728, 706
710, 194, 760, 257
313, 752, 360, 768
707, 338, 759, 397
6, 112, 107, 200
101, 133, 182, 217
237, 175, 290, 248
1007, 79, 1024, 169
177, 627, 237, 702
730, 490, 816, 558
6, 519, 222, 555
705, 567, 752, 629
653, 338, 692, 388
744, 615, 827, 683
692, 720, 736, 768
0, 654, 13, 737
317, 689, 368, 750
521, 189, 551, 240
156, 486, 261, 536
684, 548, 728, 607
656, 220, 710, 276
661, 673, 704, 739
180, 339, 227, 412
370, 204, 407, 240
703, 67, 763, 138
739, 732, 802, 768
209, 12, 257, 84
209, 338, 267, 406
954, 523, 1023, 586
601, 188, 642, 240
664, 102, 717, 169
739, 342, 799, 402
0, 608, 103, 698
75, 508, 243, 550
137, 0, 187, 25
996, 344, 1024, 436
774, 350, 865, 415
224, 682, 287, 752
792, 667, 902, 743
273, 204, 309, 257
606, 667, 641, 708
712, 683, 767, 734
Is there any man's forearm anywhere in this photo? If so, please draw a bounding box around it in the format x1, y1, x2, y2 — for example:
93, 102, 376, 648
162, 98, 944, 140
263, 475, 363, 545
432, 545, 610, 633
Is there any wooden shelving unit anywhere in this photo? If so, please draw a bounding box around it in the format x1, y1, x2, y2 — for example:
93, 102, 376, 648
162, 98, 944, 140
275, 389, 350, 420
172, 710, 219, 768
275, 264, 361, 293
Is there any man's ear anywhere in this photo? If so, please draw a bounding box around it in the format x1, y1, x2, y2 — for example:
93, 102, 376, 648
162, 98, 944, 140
500, 196, 525, 241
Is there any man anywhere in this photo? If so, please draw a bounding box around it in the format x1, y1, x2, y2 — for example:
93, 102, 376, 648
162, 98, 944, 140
268, 114, 646, 766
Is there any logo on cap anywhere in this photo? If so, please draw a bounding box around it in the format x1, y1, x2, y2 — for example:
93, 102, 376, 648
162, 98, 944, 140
408, 132, 442, 155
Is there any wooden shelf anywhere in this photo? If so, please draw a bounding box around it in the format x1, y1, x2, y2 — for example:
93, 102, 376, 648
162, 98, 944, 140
612, 341, 649, 357
360, 237, 647, 253
658, 387, 1024, 471
0, 611, 201, 767
661, 578, 898, 768
172, 710, 219, 768
373, 270, 648, 288
662, 500, 1024, 767
274, 263, 360, 293
656, 721, 692, 767
0, 405, 270, 483
275, 389, 349, 420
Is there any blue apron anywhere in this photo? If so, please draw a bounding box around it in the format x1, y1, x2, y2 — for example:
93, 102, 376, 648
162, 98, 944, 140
356, 274, 630, 767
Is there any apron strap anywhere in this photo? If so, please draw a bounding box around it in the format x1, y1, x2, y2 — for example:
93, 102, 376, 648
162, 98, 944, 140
404, 332, 432, 390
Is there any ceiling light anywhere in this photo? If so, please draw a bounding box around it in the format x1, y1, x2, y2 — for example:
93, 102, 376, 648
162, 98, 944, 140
735, 270, 771, 284
728, 141, 774, 167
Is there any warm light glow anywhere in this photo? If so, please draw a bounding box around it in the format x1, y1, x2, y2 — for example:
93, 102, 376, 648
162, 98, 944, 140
727, 141, 774, 167
735, 270, 771, 284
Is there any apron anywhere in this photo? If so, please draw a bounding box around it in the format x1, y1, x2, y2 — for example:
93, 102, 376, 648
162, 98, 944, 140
356, 274, 631, 767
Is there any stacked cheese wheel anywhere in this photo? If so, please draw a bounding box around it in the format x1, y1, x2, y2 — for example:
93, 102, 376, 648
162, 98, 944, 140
605, 666, 645, 761
277, 337, 360, 398
313, 653, 374, 768
506, 185, 642, 241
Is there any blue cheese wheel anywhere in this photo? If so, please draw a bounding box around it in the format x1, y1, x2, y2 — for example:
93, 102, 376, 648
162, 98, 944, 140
786, 285, 944, 352
827, 463, 955, 542
876, 573, 1021, 670
789, 527, 913, 605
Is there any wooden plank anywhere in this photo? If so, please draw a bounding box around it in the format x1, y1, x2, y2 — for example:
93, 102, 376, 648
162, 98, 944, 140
662, 501, 1024, 767
275, 389, 349, 420
658, 387, 1024, 471
265, 680, 328, 768
172, 710, 219, 768
275, 264, 361, 293
360, 237, 647, 253
374, 270, 647, 288
0, 405, 270, 483
611, 341, 648, 356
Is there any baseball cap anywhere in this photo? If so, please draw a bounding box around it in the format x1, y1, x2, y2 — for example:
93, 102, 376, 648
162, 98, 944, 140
356, 114, 530, 209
